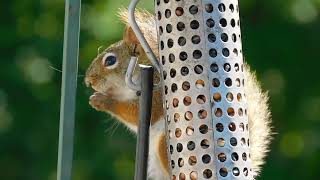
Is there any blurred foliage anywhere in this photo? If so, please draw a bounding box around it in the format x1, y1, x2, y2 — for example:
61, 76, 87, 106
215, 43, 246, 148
0, 0, 320, 179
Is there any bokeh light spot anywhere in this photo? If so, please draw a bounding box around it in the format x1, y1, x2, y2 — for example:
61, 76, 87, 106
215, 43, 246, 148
280, 132, 304, 158
291, 0, 318, 24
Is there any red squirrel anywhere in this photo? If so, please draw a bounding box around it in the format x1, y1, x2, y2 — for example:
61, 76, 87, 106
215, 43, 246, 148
85, 9, 272, 180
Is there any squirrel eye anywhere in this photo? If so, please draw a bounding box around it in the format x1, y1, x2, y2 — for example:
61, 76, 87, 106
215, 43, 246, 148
102, 53, 117, 68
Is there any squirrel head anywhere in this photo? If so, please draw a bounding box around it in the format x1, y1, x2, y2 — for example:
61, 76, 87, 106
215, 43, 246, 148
85, 26, 145, 101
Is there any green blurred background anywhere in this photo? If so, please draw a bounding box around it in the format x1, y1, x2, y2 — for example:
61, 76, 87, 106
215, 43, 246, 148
0, 0, 320, 179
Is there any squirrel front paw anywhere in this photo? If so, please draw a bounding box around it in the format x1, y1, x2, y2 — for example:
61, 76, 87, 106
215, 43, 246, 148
89, 92, 111, 112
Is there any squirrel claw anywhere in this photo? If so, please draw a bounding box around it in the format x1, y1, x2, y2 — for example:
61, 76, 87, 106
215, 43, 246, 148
89, 92, 109, 112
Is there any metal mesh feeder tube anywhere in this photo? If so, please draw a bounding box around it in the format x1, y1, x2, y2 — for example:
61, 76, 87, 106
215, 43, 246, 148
155, 0, 252, 179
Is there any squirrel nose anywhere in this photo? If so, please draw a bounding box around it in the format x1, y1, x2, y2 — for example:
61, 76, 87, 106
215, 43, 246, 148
85, 75, 99, 87
85, 77, 92, 87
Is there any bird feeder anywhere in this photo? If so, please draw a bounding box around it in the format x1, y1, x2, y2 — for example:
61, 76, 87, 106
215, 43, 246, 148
155, 0, 252, 179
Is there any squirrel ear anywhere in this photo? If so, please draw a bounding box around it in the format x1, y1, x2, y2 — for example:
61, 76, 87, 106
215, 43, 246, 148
123, 25, 140, 46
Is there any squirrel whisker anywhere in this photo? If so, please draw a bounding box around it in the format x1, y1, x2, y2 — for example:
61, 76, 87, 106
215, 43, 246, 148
49, 65, 85, 78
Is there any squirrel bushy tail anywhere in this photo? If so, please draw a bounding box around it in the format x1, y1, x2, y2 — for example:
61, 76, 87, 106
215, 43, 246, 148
118, 8, 158, 55
118, 8, 273, 178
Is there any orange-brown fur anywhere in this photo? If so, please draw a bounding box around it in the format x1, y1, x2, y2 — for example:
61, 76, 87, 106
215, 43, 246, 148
157, 133, 169, 174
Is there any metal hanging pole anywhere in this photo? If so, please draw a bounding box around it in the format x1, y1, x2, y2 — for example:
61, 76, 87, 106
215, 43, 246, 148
127, 1, 159, 179
57, 0, 81, 180
134, 65, 154, 180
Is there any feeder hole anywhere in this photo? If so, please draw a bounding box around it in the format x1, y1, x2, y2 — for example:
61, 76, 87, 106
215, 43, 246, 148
177, 143, 183, 152
183, 96, 192, 106
185, 111, 193, 121
182, 81, 190, 91
212, 78, 220, 87
224, 63, 231, 72
195, 79, 205, 89
218, 3, 226, 12
188, 156, 197, 166
186, 126, 194, 136
202, 154, 211, 164
171, 160, 175, 169
169, 53, 175, 63
171, 83, 178, 92
208, 33, 216, 43
177, 22, 185, 31
219, 167, 228, 177
175, 7, 184, 16
218, 153, 226, 162
192, 35, 201, 44
178, 36, 186, 46
213, 93, 221, 102
194, 65, 203, 74
233, 167, 240, 176
220, 18, 227, 27
187, 141, 196, 151
230, 137, 237, 146
190, 171, 198, 180
189, 5, 198, 14
198, 109, 207, 119
170, 68, 176, 78
199, 124, 208, 134
231, 152, 239, 161
227, 107, 235, 117
239, 123, 245, 131
165, 9, 171, 18
205, 4, 213, 13
209, 48, 217, 58
214, 108, 223, 117
221, 33, 228, 42
175, 128, 182, 138
173, 98, 179, 107
210, 63, 218, 72
166, 24, 173, 33
178, 158, 184, 167
225, 78, 232, 87
179, 173, 186, 180
167, 39, 174, 48
216, 123, 224, 132
228, 122, 236, 131
181, 66, 189, 76
243, 168, 249, 176
193, 50, 202, 59
174, 113, 180, 122
203, 169, 212, 179
242, 153, 247, 161
217, 138, 225, 147
206, 18, 215, 28
196, 95, 206, 104
237, 93, 242, 101
241, 138, 246, 146
190, 20, 200, 29
200, 139, 210, 149
158, 11, 161, 20
179, 52, 188, 61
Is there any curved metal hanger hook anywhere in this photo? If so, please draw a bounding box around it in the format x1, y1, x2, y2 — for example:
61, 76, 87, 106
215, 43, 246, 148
125, 55, 162, 92
125, 0, 162, 91
125, 56, 141, 91
128, 0, 160, 73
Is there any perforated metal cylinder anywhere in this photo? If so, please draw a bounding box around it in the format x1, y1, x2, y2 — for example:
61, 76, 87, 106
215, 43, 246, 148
156, 0, 252, 179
